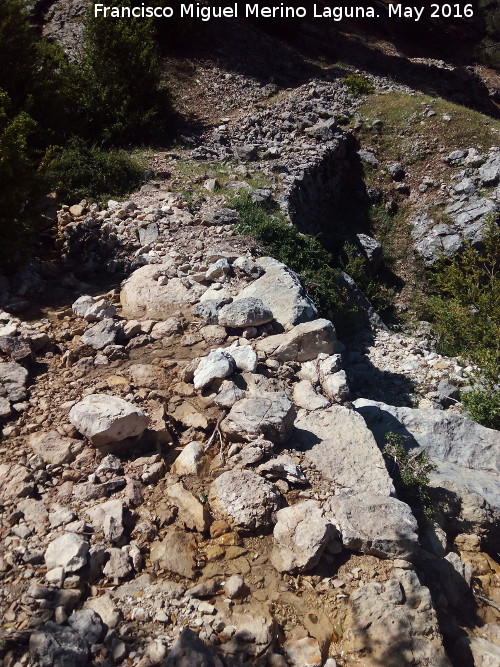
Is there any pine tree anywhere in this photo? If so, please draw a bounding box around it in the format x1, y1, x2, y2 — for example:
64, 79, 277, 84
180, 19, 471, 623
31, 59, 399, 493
75, 0, 172, 145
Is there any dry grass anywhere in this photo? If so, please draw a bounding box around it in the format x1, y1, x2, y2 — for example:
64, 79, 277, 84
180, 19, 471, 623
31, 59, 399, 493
357, 92, 500, 167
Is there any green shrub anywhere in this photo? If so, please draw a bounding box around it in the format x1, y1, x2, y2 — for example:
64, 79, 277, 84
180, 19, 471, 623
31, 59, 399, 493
461, 385, 500, 430
428, 216, 499, 382
0, 90, 40, 264
383, 432, 436, 519
231, 193, 356, 333
0, 0, 174, 268
0, 1, 73, 142
341, 242, 395, 317
0, 0, 37, 108
343, 74, 374, 97
74, 0, 173, 145
44, 141, 145, 203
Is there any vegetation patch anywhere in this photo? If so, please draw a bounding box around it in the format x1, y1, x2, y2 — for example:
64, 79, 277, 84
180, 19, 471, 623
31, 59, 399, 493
461, 386, 500, 431
383, 432, 437, 520
73, 0, 173, 146
426, 218, 500, 428
44, 141, 145, 203
357, 92, 500, 165
343, 74, 374, 97
230, 193, 357, 334
0, 0, 175, 267
428, 218, 499, 378
339, 241, 396, 319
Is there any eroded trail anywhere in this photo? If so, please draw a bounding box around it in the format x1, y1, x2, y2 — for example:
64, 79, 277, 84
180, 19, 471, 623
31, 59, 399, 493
1, 9, 500, 667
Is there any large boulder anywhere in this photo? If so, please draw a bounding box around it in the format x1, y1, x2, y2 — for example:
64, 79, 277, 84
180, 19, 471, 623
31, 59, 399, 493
221, 392, 296, 443
0, 361, 28, 406
354, 399, 499, 473
327, 492, 419, 560
208, 469, 281, 532
349, 571, 451, 666
0, 463, 34, 500
256, 318, 336, 363
271, 500, 336, 573
171, 441, 204, 476
294, 406, 395, 496
226, 342, 258, 373
120, 264, 206, 319
44, 533, 89, 572
69, 394, 149, 447
233, 258, 317, 330
85, 499, 125, 543
80, 318, 120, 350
72, 295, 116, 322
428, 460, 500, 545
354, 399, 500, 542
292, 380, 330, 411
457, 637, 500, 667
0, 335, 32, 362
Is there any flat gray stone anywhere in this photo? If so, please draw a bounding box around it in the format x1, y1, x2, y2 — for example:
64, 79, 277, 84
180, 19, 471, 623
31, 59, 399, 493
218, 297, 273, 328
221, 392, 296, 443
234, 258, 317, 330
295, 406, 395, 496
80, 318, 120, 350
256, 318, 336, 363
327, 492, 419, 560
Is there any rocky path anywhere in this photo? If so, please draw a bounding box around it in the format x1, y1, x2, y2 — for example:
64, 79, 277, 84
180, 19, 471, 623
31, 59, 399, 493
1, 11, 500, 667
1, 176, 499, 666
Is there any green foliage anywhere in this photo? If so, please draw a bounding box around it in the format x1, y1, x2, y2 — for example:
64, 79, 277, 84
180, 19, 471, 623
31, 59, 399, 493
44, 141, 145, 202
0, 0, 175, 266
0, 91, 38, 217
231, 194, 356, 333
0, 0, 37, 107
0, 1, 72, 142
383, 432, 437, 519
428, 216, 500, 382
0, 90, 40, 264
461, 385, 500, 430
341, 242, 395, 317
74, 0, 173, 145
343, 74, 374, 97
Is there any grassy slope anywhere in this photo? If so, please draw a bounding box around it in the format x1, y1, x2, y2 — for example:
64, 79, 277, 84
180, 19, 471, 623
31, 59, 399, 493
353, 91, 500, 316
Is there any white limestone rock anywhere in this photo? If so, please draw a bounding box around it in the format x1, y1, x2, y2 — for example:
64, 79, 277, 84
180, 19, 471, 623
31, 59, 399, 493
69, 394, 149, 447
